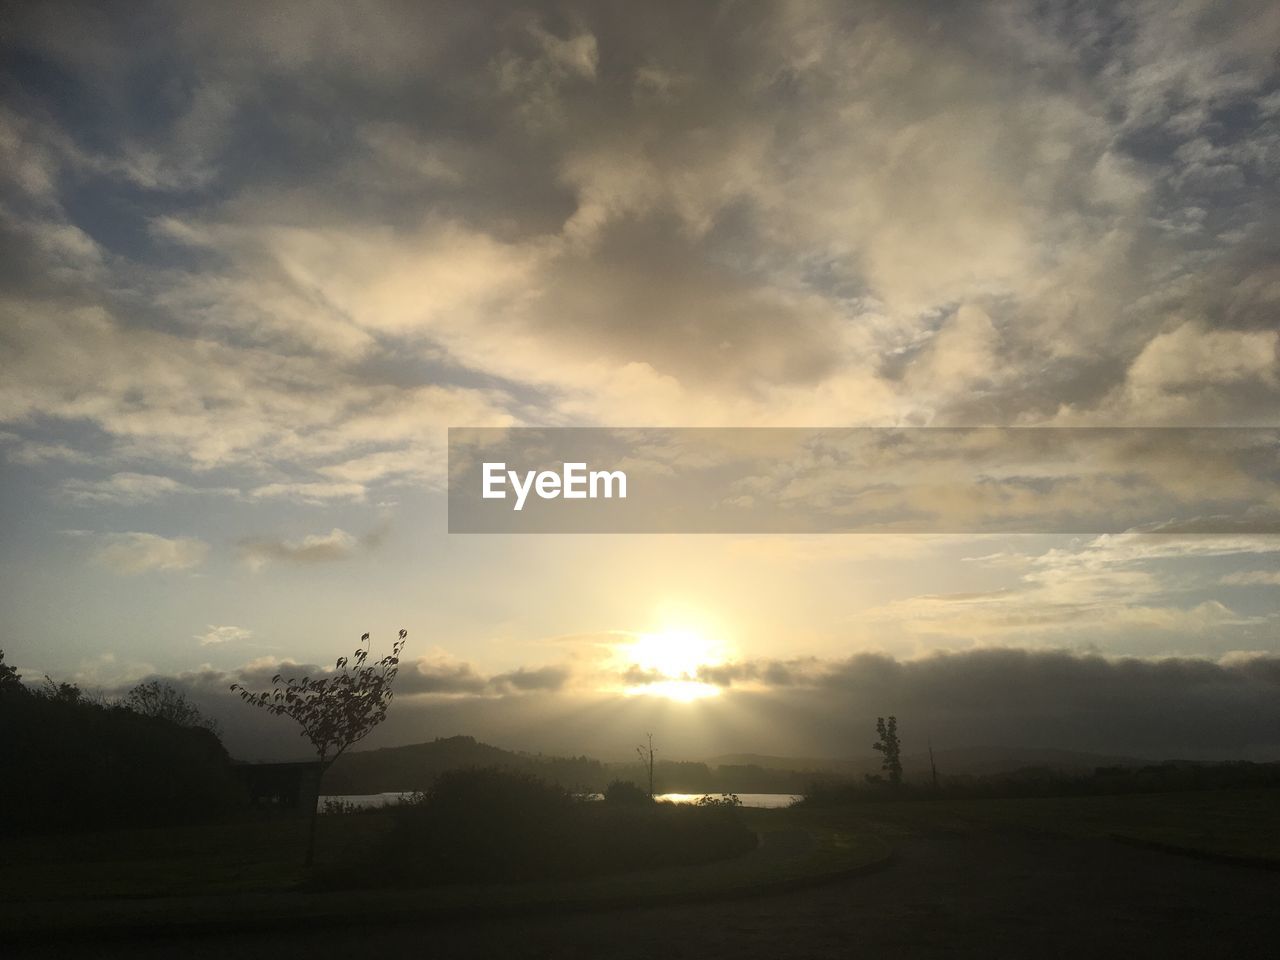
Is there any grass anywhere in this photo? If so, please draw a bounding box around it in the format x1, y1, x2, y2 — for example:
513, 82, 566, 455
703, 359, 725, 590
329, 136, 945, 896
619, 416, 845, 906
0, 806, 890, 939
795, 787, 1280, 862
4, 787, 1276, 940
0, 814, 385, 901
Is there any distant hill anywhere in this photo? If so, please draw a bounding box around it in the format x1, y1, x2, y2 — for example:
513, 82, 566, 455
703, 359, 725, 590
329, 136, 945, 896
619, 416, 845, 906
323, 735, 607, 794
903, 746, 1147, 778
707, 747, 1146, 780
322, 736, 1152, 796
705, 753, 861, 774
325, 736, 814, 794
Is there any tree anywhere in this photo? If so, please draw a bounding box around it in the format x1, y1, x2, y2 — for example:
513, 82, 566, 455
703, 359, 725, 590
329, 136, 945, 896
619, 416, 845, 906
231, 629, 407, 865
928, 736, 940, 793
125, 679, 220, 735
39, 675, 82, 704
0, 650, 25, 698
636, 732, 656, 799
872, 715, 902, 787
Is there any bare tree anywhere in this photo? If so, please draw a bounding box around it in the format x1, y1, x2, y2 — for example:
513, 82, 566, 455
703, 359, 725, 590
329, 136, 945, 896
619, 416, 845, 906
636, 732, 656, 799
232, 629, 407, 865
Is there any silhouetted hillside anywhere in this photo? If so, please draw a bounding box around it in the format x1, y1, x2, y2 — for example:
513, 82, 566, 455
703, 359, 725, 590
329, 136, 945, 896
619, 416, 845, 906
708, 747, 1147, 780
322, 739, 1153, 796
900, 746, 1147, 778
324, 737, 813, 794
0, 654, 245, 834
323, 736, 607, 794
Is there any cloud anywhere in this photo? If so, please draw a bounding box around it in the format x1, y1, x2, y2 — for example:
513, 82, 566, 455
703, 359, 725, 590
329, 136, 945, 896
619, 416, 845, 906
490, 665, 571, 692
78, 646, 1280, 762
1221, 570, 1280, 586
238, 528, 377, 570
219, 653, 570, 699
0, 0, 1274, 505
61, 472, 224, 504
248, 482, 368, 503
396, 658, 489, 695
845, 531, 1280, 654
195, 624, 252, 646
89, 532, 208, 575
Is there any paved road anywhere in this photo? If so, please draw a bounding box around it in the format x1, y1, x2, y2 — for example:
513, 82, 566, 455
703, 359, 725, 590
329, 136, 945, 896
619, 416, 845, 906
16, 826, 1279, 959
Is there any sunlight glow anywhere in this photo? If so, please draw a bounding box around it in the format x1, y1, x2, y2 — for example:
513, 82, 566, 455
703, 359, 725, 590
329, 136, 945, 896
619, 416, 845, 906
619, 626, 728, 701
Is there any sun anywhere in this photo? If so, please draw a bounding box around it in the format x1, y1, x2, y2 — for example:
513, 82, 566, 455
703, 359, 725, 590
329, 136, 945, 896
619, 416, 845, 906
620, 626, 726, 701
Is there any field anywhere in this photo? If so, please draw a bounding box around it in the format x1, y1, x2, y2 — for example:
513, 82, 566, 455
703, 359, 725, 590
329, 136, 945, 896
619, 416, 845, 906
2, 787, 1278, 954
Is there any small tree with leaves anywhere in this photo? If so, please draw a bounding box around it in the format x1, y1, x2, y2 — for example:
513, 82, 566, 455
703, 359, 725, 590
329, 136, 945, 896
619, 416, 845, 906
232, 629, 407, 865
872, 715, 902, 788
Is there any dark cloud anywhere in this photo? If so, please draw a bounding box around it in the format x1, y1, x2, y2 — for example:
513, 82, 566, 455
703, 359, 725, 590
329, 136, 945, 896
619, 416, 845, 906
396, 659, 489, 696
98, 648, 1280, 763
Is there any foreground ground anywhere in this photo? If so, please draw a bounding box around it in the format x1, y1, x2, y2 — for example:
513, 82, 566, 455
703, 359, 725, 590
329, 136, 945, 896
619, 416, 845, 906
6, 790, 1280, 958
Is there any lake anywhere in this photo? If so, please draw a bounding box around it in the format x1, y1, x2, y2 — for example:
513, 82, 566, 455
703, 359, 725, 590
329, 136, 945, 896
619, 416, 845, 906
321, 791, 802, 810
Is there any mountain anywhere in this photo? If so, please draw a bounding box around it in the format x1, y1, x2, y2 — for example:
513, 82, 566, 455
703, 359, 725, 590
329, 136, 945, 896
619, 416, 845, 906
323, 735, 607, 794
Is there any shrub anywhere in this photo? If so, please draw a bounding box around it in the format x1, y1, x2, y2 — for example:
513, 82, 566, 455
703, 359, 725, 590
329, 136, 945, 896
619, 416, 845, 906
603, 778, 652, 805
359, 768, 756, 887
695, 793, 742, 807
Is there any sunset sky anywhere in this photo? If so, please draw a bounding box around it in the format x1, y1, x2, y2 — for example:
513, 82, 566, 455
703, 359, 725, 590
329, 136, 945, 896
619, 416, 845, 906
1, 1, 1277, 761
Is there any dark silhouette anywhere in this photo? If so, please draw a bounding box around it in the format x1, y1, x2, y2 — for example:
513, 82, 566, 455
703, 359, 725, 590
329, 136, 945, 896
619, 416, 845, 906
124, 679, 220, 735
871, 716, 903, 787
0, 649, 25, 695
637, 732, 656, 798
231, 629, 407, 865
348, 767, 756, 887
321, 735, 814, 796
603, 778, 653, 805
233, 760, 323, 812
0, 651, 244, 835
803, 758, 1280, 805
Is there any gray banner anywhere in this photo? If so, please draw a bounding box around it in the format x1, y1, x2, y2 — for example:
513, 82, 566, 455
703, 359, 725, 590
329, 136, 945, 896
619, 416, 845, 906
448, 427, 1280, 534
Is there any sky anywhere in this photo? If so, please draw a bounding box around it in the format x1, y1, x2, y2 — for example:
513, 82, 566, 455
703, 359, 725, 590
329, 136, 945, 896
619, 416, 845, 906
1, 1, 1277, 762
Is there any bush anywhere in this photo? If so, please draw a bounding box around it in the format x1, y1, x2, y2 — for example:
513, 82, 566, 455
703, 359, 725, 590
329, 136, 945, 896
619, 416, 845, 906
603, 778, 652, 805
385, 768, 576, 882
361, 767, 757, 886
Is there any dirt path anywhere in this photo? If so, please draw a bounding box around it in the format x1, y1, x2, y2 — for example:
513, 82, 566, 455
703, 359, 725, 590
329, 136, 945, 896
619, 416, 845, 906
16, 825, 1279, 959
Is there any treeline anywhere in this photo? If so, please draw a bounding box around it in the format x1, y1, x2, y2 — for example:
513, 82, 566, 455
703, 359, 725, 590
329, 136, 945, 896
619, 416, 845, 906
802, 760, 1280, 805
0, 651, 246, 834
610, 759, 811, 795
324, 736, 813, 795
